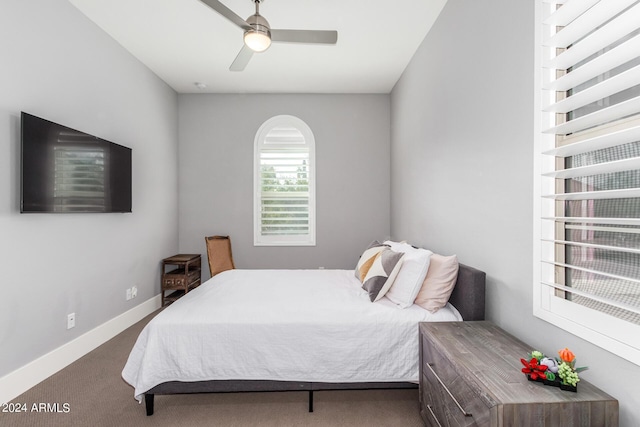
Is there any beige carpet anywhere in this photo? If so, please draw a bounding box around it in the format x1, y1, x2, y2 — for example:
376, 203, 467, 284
2, 311, 424, 427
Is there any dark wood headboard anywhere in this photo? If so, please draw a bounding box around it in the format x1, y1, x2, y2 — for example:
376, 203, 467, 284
448, 263, 486, 321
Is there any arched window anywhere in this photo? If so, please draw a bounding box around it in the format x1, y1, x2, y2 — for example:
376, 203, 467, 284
254, 115, 316, 246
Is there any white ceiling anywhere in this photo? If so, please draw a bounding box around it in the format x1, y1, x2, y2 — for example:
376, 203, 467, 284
68, 0, 447, 94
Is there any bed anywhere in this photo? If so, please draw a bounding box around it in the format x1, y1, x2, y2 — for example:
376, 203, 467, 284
122, 264, 485, 416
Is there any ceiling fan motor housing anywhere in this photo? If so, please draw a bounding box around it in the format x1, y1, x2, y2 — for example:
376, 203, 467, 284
246, 13, 270, 34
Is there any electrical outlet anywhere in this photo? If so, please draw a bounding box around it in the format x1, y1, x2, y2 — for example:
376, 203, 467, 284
67, 313, 75, 330
131, 286, 138, 299
126, 288, 132, 300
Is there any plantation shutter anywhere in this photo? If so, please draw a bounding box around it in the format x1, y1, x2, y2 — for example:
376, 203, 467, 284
538, 0, 640, 359
259, 144, 310, 236
254, 117, 315, 246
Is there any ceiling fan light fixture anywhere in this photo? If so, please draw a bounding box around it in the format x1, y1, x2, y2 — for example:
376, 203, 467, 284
244, 29, 271, 52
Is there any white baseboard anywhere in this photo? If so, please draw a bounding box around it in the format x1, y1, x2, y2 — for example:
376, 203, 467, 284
0, 295, 161, 404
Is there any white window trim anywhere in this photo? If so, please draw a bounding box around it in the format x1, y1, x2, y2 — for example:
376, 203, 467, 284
253, 115, 316, 247
533, 0, 640, 366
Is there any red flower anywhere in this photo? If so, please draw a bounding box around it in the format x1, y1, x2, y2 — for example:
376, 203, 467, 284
521, 357, 548, 381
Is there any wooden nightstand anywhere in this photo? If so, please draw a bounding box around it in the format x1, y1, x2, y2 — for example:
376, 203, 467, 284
161, 254, 201, 306
419, 321, 618, 427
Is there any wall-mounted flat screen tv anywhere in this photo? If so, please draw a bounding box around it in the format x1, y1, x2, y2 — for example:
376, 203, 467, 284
21, 112, 132, 213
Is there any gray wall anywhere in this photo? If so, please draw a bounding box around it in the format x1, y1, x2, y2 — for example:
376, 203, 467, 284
0, 1, 178, 377
178, 94, 390, 276
390, 0, 640, 425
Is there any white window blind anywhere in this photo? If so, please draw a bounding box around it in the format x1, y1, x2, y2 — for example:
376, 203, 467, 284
254, 116, 315, 246
536, 0, 640, 365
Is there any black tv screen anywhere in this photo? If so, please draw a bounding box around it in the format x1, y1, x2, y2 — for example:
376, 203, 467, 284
21, 112, 132, 213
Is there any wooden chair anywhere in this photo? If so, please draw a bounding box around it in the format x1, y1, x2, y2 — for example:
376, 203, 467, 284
205, 235, 235, 277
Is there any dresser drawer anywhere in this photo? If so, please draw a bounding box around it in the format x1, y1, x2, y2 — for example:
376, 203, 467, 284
163, 277, 183, 288
162, 269, 200, 289
421, 335, 490, 426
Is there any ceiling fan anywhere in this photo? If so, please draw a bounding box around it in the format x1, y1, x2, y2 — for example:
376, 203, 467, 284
200, 0, 338, 71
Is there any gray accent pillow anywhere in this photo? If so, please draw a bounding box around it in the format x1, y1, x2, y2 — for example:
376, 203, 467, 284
361, 249, 404, 302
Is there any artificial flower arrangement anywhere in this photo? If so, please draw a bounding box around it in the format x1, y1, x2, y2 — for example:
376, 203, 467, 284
520, 347, 587, 392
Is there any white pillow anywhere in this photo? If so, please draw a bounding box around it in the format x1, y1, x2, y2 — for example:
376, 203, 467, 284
383, 241, 433, 308
383, 240, 407, 252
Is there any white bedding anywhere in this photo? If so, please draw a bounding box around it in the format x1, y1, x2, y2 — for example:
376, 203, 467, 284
122, 269, 462, 401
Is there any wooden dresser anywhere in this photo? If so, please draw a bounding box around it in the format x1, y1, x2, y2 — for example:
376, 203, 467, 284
419, 321, 618, 427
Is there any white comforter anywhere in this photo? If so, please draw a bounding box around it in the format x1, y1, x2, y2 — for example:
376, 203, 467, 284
122, 269, 462, 401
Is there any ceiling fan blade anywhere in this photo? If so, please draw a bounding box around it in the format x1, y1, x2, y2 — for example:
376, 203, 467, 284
230, 45, 254, 71
271, 30, 338, 44
199, 0, 251, 31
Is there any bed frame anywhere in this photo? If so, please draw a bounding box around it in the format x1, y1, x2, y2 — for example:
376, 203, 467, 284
143, 263, 486, 416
